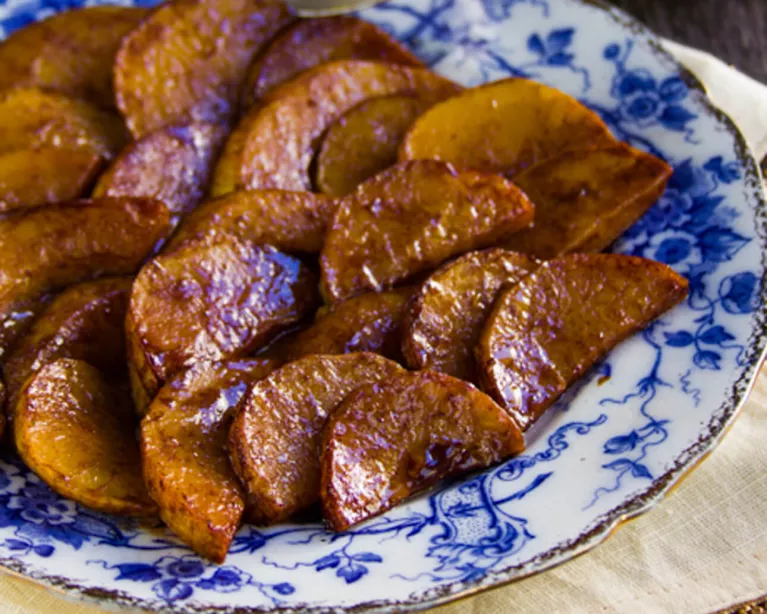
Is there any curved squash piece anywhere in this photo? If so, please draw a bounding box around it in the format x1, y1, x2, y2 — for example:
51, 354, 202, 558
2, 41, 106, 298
127, 235, 318, 413
478, 253, 689, 430
228, 353, 403, 525
321, 369, 524, 531
114, 0, 293, 138
93, 123, 228, 228
0, 197, 169, 359
402, 249, 538, 381
320, 160, 534, 303
505, 143, 672, 258
168, 189, 336, 254
0, 6, 150, 108
0, 147, 103, 215
15, 359, 156, 517
142, 358, 279, 563
240, 15, 422, 109
3, 278, 132, 417
233, 60, 460, 193
400, 77, 615, 177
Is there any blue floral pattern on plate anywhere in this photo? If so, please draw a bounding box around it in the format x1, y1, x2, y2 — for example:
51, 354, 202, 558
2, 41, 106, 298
0, 0, 765, 611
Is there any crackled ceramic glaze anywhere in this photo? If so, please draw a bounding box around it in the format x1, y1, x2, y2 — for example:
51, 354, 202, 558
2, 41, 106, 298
0, 0, 765, 612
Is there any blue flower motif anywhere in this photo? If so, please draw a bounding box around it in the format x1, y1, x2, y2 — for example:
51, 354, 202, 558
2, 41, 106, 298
7, 486, 77, 526
642, 230, 702, 268
610, 69, 695, 131
196, 568, 248, 593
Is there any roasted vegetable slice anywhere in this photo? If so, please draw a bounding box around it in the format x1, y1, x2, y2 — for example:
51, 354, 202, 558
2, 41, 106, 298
93, 123, 227, 228
505, 144, 672, 258
276, 288, 414, 362
168, 189, 336, 253
478, 253, 689, 430
321, 370, 524, 531
0, 87, 128, 159
402, 249, 538, 381
3, 278, 132, 416
232, 60, 460, 192
115, 0, 293, 138
320, 160, 534, 303
0, 147, 103, 215
128, 235, 318, 413
142, 358, 279, 563
316, 95, 433, 196
229, 353, 403, 525
400, 77, 615, 176
240, 15, 422, 109
0, 198, 169, 359
15, 359, 155, 516
0, 6, 150, 108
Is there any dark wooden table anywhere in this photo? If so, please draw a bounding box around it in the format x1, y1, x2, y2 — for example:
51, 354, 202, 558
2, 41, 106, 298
611, 0, 766, 85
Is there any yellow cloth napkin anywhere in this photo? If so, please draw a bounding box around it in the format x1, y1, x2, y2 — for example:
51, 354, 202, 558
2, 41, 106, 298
1, 41, 766, 614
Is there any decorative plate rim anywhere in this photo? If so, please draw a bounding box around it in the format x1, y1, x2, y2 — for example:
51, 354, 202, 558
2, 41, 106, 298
0, 0, 765, 612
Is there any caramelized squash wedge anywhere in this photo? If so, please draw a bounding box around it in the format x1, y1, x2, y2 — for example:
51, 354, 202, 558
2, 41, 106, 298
93, 123, 228, 228
0, 198, 169, 359
277, 287, 414, 362
240, 15, 422, 110
142, 358, 279, 563
15, 359, 155, 516
0, 6, 150, 109
230, 60, 460, 193
115, 0, 293, 138
168, 189, 336, 253
478, 253, 689, 430
0, 88, 128, 159
320, 160, 534, 303
0, 147, 103, 215
316, 95, 434, 196
402, 249, 538, 381
400, 77, 615, 176
3, 278, 132, 417
228, 353, 403, 525
321, 370, 525, 531
505, 143, 673, 258
127, 235, 318, 413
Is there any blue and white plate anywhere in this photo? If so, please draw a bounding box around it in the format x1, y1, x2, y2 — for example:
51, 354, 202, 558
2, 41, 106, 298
0, 0, 765, 611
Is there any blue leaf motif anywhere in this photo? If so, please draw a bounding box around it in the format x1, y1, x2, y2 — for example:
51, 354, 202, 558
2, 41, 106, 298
527, 33, 545, 56
603, 459, 633, 472
603, 43, 620, 59
664, 331, 694, 347
352, 552, 383, 563
659, 76, 687, 103
273, 583, 295, 596
547, 51, 574, 66
669, 159, 696, 192
32, 544, 54, 558
603, 432, 640, 454
699, 227, 749, 262
694, 350, 721, 370
545, 28, 574, 53
153, 579, 194, 603
70, 513, 122, 542
659, 105, 696, 131
699, 326, 735, 345
5, 539, 29, 551
45, 525, 84, 550
704, 156, 741, 183
115, 563, 162, 583
314, 554, 341, 571
630, 462, 653, 480
337, 563, 368, 584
